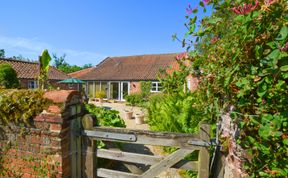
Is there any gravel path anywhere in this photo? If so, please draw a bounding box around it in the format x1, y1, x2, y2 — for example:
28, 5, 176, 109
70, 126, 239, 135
90, 101, 183, 178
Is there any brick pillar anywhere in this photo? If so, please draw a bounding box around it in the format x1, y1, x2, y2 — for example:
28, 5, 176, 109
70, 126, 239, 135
0, 90, 84, 178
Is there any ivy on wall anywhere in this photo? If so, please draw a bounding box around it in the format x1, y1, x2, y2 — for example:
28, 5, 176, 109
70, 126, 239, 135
0, 89, 50, 125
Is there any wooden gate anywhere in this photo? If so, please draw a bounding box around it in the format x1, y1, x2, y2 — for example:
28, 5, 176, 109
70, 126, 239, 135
80, 116, 211, 178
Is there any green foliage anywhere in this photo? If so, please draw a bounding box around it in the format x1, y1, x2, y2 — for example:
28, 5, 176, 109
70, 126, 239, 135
53, 53, 92, 73
140, 81, 152, 98
0, 89, 50, 125
85, 104, 125, 128
96, 91, 106, 99
12, 55, 35, 62
159, 61, 190, 94
125, 93, 144, 106
147, 93, 204, 133
0, 49, 5, 58
0, 89, 52, 176
125, 81, 152, 106
0, 64, 20, 89
181, 0, 288, 176
38, 49, 51, 90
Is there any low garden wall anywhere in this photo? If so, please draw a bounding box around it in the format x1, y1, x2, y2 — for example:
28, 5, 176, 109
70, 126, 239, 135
0, 90, 84, 178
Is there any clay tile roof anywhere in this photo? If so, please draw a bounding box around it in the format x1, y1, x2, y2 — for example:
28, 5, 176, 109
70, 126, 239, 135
79, 53, 179, 81
0, 58, 69, 80
68, 67, 94, 78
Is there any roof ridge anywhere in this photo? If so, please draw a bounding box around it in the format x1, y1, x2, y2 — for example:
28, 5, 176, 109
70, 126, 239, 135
68, 67, 93, 75
108, 52, 179, 59
0, 57, 38, 64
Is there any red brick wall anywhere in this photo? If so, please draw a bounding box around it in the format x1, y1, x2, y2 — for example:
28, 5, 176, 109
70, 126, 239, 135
19, 78, 78, 90
130, 81, 141, 94
0, 90, 83, 178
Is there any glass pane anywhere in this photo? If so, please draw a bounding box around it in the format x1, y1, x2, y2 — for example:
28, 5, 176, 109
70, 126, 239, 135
95, 82, 100, 96
122, 83, 129, 99
157, 82, 162, 91
88, 82, 94, 98
110, 82, 119, 100
101, 82, 108, 98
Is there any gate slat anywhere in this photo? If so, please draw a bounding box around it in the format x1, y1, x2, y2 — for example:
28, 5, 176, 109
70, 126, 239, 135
97, 168, 139, 178
97, 148, 198, 171
97, 148, 162, 165
140, 149, 195, 178
83, 129, 203, 149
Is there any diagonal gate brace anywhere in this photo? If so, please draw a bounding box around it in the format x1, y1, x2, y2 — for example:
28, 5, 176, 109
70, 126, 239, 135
140, 149, 195, 178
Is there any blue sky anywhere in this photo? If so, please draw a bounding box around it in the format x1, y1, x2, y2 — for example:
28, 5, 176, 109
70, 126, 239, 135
0, 0, 211, 66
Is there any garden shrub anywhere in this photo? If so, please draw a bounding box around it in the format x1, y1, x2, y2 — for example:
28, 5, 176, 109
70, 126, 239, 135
158, 60, 190, 94
0, 89, 50, 125
96, 91, 106, 99
0, 64, 20, 89
148, 92, 204, 133
178, 0, 288, 176
85, 104, 125, 128
0, 89, 52, 176
140, 81, 152, 99
124, 93, 144, 106
124, 81, 154, 107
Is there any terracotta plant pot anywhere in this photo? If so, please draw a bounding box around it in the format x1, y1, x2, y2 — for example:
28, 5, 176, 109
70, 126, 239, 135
98, 98, 103, 103
124, 110, 133, 120
135, 114, 145, 125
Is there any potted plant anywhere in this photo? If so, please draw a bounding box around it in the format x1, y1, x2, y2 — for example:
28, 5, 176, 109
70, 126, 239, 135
123, 108, 133, 120
135, 113, 145, 125
96, 91, 106, 103
135, 109, 145, 125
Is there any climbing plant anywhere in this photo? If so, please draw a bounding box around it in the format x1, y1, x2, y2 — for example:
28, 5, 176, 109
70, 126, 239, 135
0, 90, 50, 125
0, 89, 52, 176
178, 0, 288, 176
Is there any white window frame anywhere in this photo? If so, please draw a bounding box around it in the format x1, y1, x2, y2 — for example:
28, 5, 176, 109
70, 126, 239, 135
28, 80, 38, 89
150, 81, 162, 93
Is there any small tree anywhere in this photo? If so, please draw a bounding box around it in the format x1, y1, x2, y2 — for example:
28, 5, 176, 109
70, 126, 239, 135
38, 49, 51, 90
0, 64, 20, 88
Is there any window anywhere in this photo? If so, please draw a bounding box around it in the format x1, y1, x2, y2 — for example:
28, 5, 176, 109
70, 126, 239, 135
28, 80, 38, 89
151, 82, 162, 92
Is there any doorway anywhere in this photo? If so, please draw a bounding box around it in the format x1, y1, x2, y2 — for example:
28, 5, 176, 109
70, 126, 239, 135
110, 82, 119, 100
121, 82, 129, 101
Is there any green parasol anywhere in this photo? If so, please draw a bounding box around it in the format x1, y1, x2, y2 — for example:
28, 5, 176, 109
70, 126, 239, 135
58, 78, 85, 84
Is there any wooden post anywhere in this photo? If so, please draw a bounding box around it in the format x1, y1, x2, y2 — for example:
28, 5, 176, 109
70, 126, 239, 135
82, 138, 97, 178
82, 114, 97, 178
198, 123, 210, 178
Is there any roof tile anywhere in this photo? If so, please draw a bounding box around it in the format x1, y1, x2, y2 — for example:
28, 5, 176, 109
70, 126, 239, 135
79, 53, 178, 81
0, 58, 69, 80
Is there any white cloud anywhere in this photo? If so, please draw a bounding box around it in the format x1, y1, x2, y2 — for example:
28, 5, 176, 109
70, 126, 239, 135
0, 35, 106, 66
